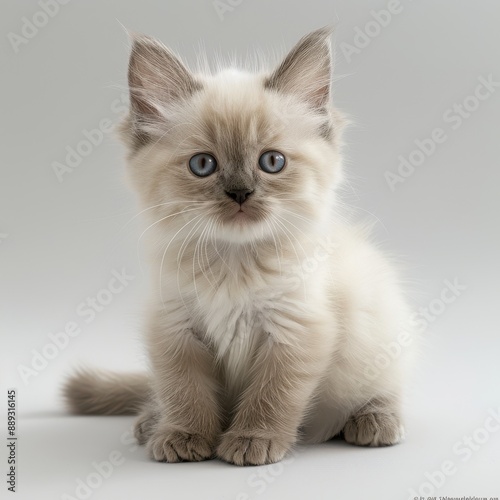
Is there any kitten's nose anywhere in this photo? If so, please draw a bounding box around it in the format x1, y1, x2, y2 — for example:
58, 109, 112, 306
225, 189, 254, 205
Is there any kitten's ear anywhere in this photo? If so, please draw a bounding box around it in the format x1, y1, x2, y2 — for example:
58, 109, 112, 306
127, 34, 201, 124
265, 27, 333, 110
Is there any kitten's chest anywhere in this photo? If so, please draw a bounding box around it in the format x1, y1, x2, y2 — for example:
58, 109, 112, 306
180, 247, 316, 389
198, 279, 265, 353
192, 251, 277, 338
194, 270, 275, 390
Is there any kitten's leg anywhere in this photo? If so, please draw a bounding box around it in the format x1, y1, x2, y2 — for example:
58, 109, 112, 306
217, 327, 329, 466
343, 396, 404, 447
146, 320, 222, 462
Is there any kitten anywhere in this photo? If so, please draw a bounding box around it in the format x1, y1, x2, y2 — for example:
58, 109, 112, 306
64, 27, 413, 466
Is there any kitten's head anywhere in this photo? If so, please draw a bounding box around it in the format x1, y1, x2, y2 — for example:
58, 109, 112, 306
121, 28, 344, 244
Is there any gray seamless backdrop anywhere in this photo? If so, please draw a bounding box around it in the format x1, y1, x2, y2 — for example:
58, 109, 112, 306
1, 1, 499, 499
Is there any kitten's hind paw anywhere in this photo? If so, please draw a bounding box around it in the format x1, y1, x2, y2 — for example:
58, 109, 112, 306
147, 429, 215, 462
134, 408, 158, 446
343, 407, 404, 447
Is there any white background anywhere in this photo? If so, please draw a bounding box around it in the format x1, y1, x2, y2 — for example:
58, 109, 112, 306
1, 0, 499, 499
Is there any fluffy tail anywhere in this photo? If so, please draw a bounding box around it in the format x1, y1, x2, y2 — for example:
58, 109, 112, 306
63, 368, 150, 415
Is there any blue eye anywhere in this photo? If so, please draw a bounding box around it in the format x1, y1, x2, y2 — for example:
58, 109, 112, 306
189, 153, 217, 177
258, 151, 286, 173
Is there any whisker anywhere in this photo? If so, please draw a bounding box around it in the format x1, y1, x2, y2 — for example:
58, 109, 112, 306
201, 218, 218, 291
272, 216, 308, 300
211, 218, 237, 281
177, 216, 206, 308
265, 218, 282, 276
192, 219, 212, 303
275, 215, 310, 261
276, 213, 319, 247
136, 206, 203, 275
280, 208, 315, 225
122, 200, 210, 229
159, 213, 204, 310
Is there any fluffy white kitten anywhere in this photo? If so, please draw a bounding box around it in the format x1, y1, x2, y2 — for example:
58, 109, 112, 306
64, 27, 413, 466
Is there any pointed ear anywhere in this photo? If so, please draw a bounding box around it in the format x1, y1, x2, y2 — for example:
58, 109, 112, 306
127, 34, 201, 126
265, 27, 333, 111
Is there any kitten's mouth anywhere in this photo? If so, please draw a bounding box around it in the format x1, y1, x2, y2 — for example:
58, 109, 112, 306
233, 208, 249, 221
227, 204, 256, 225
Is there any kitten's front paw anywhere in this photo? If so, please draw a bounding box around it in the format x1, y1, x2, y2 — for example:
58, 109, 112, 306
343, 411, 404, 447
217, 431, 291, 466
147, 429, 215, 462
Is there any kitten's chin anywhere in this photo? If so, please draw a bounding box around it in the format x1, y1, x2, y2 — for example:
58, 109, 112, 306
217, 211, 270, 244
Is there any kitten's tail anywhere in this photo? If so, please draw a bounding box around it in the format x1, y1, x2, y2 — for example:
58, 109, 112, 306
63, 368, 150, 415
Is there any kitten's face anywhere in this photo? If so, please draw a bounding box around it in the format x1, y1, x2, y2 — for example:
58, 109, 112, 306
122, 29, 343, 244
